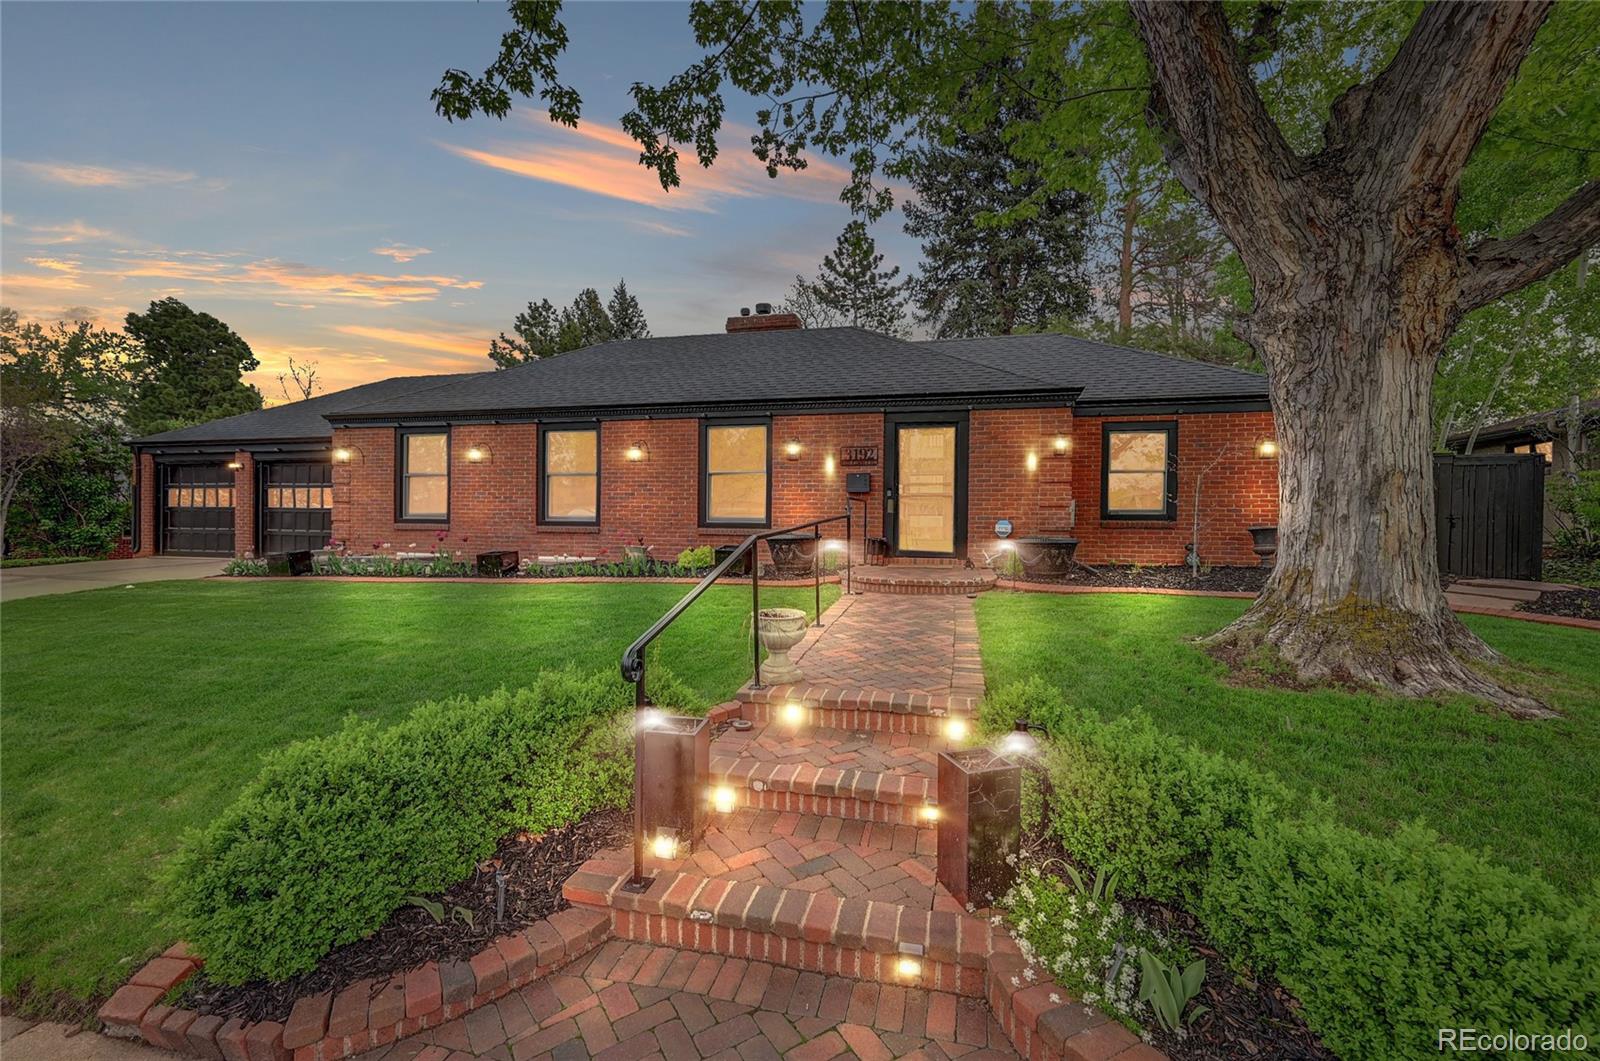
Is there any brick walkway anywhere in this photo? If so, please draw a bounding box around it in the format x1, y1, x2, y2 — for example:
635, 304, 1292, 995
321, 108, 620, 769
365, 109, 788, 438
350, 941, 1019, 1061
783, 596, 983, 697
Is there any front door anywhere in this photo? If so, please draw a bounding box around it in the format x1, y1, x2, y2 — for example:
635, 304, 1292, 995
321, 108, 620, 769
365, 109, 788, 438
886, 415, 967, 557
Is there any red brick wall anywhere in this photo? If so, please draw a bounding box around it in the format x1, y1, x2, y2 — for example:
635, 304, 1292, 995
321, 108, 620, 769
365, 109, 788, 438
326, 408, 1278, 569
133, 452, 157, 557
1070, 410, 1278, 566
231, 451, 256, 558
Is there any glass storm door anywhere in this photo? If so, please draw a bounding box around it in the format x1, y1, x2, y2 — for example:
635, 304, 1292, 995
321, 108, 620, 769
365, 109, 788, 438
896, 425, 958, 554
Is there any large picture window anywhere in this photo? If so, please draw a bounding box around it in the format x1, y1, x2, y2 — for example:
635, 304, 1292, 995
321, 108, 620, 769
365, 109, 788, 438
398, 429, 449, 521
701, 420, 770, 526
541, 426, 599, 524
1101, 422, 1177, 520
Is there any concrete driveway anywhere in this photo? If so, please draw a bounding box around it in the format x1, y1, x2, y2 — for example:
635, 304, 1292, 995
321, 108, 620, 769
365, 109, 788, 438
0, 556, 227, 602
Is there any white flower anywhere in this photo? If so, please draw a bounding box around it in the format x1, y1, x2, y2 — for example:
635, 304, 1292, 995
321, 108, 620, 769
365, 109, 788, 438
1048, 993, 1061, 1004
1023, 967, 1037, 981
1010, 976, 1021, 987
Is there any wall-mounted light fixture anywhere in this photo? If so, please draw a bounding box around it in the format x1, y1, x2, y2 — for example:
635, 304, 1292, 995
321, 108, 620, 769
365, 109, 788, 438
1025, 450, 1039, 474
226, 460, 244, 471
1052, 435, 1071, 456
465, 445, 491, 463
1255, 438, 1279, 459
824, 453, 836, 477
332, 446, 360, 464
784, 440, 803, 461
625, 443, 649, 462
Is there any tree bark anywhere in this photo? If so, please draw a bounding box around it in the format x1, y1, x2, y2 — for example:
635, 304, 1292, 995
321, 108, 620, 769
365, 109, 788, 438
1117, 191, 1139, 335
1126, 0, 1590, 717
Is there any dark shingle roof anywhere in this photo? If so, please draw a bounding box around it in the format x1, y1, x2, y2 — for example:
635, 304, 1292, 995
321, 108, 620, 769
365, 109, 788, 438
1445, 397, 1600, 448
328, 327, 1063, 420
921, 333, 1269, 407
133, 372, 483, 445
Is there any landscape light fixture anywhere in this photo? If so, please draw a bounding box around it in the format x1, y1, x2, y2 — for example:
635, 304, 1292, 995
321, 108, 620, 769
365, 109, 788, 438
919, 802, 941, 823
1256, 438, 1279, 459
650, 829, 679, 861
781, 701, 806, 727
1000, 719, 1046, 758
944, 716, 970, 742
895, 943, 925, 980
711, 785, 737, 814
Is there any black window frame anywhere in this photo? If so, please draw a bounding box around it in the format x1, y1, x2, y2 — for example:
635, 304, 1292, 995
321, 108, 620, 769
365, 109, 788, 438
538, 422, 602, 527
1100, 420, 1179, 521
395, 426, 451, 523
699, 417, 772, 528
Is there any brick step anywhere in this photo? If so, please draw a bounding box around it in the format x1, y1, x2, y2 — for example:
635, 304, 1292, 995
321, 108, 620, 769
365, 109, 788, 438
711, 724, 943, 826
563, 848, 1000, 998
736, 685, 978, 734
853, 566, 998, 596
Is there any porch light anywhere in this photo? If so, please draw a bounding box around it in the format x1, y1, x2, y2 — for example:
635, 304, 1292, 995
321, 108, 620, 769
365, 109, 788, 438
226, 460, 243, 470
825, 453, 836, 477
332, 446, 358, 464
1000, 720, 1043, 758
1052, 435, 1071, 455
781, 701, 806, 727
784, 440, 803, 460
711, 785, 737, 814
1025, 451, 1039, 473
944, 717, 969, 742
1255, 438, 1279, 459
919, 803, 941, 823
465, 445, 490, 463
650, 829, 679, 861
625, 443, 648, 462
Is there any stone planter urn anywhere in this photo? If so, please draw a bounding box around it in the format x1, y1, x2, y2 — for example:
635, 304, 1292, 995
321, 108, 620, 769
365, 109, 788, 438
1247, 525, 1278, 567
766, 533, 818, 579
623, 544, 651, 561
757, 607, 809, 684
1014, 536, 1079, 579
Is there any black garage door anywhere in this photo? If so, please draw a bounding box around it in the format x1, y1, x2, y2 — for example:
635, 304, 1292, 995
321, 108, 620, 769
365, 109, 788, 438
162, 464, 235, 556
260, 461, 333, 555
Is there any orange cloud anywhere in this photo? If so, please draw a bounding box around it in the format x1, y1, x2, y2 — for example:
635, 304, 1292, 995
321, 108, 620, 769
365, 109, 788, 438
8, 218, 122, 245
108, 256, 483, 306
14, 160, 201, 188
0, 271, 87, 292
441, 112, 864, 212
332, 323, 489, 362
372, 244, 431, 263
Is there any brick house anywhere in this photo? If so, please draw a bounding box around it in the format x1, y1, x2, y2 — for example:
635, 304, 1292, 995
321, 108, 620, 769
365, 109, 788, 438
129, 312, 1279, 567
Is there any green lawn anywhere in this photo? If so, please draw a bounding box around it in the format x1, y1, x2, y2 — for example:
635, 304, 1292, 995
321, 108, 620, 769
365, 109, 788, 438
1, 579, 835, 1013
975, 592, 1600, 892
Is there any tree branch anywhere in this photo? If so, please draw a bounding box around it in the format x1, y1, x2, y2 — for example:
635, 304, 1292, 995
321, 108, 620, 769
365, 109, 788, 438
1460, 180, 1600, 313
1344, 1, 1553, 196
1126, 1, 1305, 271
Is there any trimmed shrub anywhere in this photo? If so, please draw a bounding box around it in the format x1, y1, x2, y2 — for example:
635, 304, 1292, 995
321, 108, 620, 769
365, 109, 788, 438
165, 665, 693, 984
676, 545, 715, 569
982, 679, 1600, 1061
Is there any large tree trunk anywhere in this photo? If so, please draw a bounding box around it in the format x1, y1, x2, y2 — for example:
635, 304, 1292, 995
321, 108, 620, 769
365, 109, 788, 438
1206, 247, 1554, 718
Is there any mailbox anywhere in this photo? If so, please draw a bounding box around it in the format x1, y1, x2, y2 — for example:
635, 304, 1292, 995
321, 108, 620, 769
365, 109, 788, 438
846, 472, 871, 494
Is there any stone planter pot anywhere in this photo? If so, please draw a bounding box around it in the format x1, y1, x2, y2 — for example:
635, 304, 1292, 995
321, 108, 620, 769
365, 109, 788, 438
766, 534, 818, 579
623, 545, 651, 561
757, 607, 809, 685
1247, 525, 1278, 567
1014, 536, 1079, 579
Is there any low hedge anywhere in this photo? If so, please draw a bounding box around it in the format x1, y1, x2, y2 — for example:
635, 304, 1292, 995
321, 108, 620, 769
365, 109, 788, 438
983, 678, 1600, 1061
165, 665, 692, 984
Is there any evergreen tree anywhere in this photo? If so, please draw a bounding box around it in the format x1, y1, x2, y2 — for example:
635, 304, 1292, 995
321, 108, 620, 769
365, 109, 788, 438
123, 298, 261, 436
488, 281, 650, 367
802, 222, 909, 336
903, 114, 1092, 338
607, 279, 651, 340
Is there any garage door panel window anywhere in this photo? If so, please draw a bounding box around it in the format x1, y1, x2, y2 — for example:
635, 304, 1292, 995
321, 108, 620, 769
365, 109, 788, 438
540, 428, 599, 524
399, 430, 449, 521
702, 422, 770, 526
1102, 423, 1177, 520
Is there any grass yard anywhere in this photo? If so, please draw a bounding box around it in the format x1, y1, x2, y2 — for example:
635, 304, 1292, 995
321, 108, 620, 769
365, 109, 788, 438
0, 579, 836, 1014
976, 592, 1600, 892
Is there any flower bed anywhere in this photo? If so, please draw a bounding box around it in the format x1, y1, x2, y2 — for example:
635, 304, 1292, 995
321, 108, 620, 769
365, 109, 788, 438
998, 562, 1268, 593
984, 677, 1600, 1061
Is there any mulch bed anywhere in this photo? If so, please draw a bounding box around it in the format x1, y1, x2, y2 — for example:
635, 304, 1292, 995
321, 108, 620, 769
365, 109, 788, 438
179, 808, 631, 1025
1009, 564, 1269, 594
1017, 830, 1330, 1060
1518, 588, 1600, 621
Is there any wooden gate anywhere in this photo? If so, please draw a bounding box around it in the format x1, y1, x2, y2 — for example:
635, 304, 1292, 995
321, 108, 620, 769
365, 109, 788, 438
1434, 454, 1544, 580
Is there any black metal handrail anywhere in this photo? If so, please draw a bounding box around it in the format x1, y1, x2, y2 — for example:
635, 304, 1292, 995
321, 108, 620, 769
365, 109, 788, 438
619, 509, 851, 888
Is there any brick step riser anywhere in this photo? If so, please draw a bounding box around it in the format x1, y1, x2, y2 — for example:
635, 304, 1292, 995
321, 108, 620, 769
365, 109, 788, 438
598, 907, 987, 998
738, 704, 963, 734
713, 785, 936, 827
856, 581, 994, 596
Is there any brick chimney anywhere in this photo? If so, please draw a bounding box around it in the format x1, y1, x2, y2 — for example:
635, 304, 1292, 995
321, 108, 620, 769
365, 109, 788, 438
726, 302, 803, 333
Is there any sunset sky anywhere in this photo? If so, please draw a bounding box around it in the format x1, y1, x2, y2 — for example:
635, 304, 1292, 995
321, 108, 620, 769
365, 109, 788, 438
0, 2, 922, 397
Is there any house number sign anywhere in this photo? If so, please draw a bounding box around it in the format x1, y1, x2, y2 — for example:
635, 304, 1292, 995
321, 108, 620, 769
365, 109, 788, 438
839, 446, 879, 467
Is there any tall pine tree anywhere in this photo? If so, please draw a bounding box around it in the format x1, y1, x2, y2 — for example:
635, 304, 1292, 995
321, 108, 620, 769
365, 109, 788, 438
801, 222, 909, 336
487, 280, 651, 368
903, 115, 1093, 338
